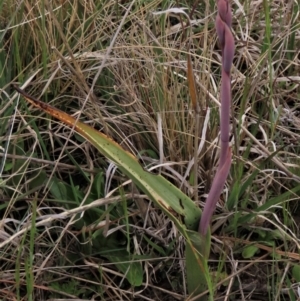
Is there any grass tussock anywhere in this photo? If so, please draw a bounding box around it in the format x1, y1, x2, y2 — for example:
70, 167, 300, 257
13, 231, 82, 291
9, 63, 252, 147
0, 0, 300, 300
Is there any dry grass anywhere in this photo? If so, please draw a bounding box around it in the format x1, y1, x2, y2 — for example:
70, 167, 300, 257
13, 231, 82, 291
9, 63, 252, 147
0, 0, 300, 300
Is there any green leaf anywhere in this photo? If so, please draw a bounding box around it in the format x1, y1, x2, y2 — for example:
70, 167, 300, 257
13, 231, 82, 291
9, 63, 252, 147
92, 171, 104, 198
16, 86, 201, 233
15, 86, 210, 298
255, 228, 267, 238
292, 265, 300, 282
49, 177, 85, 204
185, 230, 212, 301
48, 177, 68, 200
105, 252, 143, 286
9, 139, 27, 186
50, 278, 84, 295
242, 245, 259, 259
3, 161, 13, 172
28, 170, 47, 190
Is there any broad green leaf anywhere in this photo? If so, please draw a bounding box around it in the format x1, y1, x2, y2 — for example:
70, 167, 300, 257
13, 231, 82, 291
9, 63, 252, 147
185, 230, 212, 301
28, 170, 47, 190
3, 161, 13, 172
92, 171, 104, 198
14, 85, 201, 233
242, 245, 259, 259
50, 278, 84, 295
285, 276, 298, 301
105, 252, 143, 286
292, 265, 300, 282
11, 139, 26, 186
48, 177, 71, 201
15, 86, 210, 297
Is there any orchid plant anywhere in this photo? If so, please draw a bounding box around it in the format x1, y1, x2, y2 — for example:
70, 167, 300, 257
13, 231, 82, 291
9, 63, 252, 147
13, 0, 235, 299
